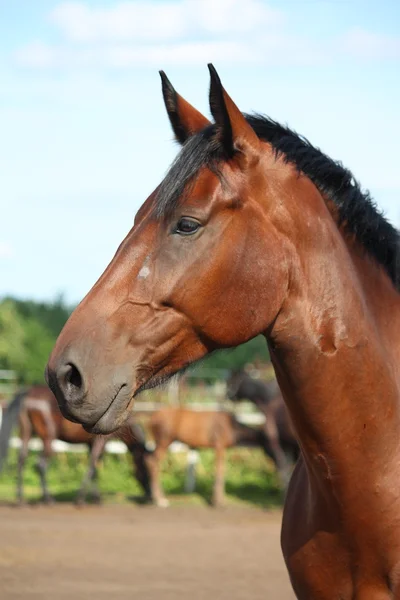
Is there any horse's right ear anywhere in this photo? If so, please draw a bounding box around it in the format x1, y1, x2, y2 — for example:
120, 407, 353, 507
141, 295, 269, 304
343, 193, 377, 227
160, 71, 211, 145
208, 64, 260, 167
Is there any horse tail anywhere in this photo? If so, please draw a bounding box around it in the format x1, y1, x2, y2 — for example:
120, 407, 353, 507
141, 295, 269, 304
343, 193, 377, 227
0, 389, 27, 472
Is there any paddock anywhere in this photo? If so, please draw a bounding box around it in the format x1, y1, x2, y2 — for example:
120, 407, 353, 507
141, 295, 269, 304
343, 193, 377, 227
0, 504, 293, 599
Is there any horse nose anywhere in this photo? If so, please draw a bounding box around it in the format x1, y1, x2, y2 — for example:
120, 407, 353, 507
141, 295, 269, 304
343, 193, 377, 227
46, 359, 87, 409
58, 362, 85, 402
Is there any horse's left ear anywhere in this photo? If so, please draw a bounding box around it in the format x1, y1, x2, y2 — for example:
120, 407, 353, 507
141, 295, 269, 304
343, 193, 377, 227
160, 71, 211, 145
208, 64, 260, 167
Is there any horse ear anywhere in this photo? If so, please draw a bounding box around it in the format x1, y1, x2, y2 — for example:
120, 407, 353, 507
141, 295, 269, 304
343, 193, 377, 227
208, 63, 260, 166
160, 71, 211, 145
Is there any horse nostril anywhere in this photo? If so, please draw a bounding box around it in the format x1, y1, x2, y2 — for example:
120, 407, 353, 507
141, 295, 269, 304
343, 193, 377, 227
57, 362, 85, 403
65, 363, 82, 390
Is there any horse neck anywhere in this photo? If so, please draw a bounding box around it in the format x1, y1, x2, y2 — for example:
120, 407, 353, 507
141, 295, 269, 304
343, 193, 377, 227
267, 196, 400, 479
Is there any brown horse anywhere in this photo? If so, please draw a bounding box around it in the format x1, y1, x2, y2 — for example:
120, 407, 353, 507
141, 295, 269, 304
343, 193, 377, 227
46, 65, 400, 598
147, 406, 277, 507
0, 385, 151, 504
227, 369, 299, 481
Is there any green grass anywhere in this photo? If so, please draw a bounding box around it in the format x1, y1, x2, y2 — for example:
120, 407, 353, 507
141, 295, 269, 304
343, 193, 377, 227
0, 447, 284, 508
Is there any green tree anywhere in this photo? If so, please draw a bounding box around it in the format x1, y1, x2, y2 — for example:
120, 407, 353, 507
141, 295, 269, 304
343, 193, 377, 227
0, 299, 27, 374
0, 296, 72, 384
9, 294, 71, 337
20, 317, 56, 383
203, 335, 269, 370
188, 335, 270, 382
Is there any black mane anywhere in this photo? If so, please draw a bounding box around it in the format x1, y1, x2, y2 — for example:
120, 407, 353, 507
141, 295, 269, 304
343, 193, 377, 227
156, 114, 400, 289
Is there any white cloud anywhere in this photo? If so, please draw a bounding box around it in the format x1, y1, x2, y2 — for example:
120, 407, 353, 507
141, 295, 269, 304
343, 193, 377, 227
14, 0, 296, 69
15, 40, 254, 69
11, 2, 400, 70
0, 242, 14, 260
49, 0, 283, 43
15, 37, 324, 69
14, 41, 60, 69
50, 1, 184, 43
104, 41, 255, 67
342, 28, 400, 60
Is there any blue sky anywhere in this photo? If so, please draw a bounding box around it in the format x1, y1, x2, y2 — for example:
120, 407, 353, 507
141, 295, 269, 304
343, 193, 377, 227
0, 0, 399, 303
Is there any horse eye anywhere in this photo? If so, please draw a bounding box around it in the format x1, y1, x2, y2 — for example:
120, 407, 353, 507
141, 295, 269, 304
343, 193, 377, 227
174, 217, 201, 235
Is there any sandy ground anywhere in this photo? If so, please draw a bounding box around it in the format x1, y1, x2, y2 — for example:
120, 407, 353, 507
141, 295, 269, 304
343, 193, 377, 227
0, 504, 295, 599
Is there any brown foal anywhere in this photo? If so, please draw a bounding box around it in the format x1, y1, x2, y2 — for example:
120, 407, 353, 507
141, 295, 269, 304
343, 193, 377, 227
46, 66, 400, 598
0, 385, 151, 504
147, 406, 277, 507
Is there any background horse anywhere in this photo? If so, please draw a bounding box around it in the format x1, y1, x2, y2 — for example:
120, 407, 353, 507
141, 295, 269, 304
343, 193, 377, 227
0, 385, 151, 504
227, 369, 299, 478
147, 406, 275, 507
46, 65, 400, 599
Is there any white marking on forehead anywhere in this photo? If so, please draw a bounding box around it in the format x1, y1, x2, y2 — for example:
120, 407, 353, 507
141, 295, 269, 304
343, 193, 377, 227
137, 255, 151, 280
137, 266, 150, 279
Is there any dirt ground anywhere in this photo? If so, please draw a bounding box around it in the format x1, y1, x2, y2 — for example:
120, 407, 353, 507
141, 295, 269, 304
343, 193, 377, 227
0, 504, 294, 599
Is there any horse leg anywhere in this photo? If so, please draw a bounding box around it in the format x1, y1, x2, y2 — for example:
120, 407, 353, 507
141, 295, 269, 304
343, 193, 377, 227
89, 438, 104, 504
16, 411, 31, 506
76, 437, 105, 505
146, 442, 170, 507
36, 438, 54, 504
17, 439, 29, 506
131, 447, 152, 501
263, 417, 291, 487
91, 463, 101, 504
212, 445, 226, 508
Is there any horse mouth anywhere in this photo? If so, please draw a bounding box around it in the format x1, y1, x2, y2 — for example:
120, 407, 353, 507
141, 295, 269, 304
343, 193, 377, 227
83, 385, 132, 434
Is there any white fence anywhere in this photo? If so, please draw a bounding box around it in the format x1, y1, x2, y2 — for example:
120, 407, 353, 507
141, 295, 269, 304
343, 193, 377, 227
0, 403, 265, 456
0, 402, 265, 494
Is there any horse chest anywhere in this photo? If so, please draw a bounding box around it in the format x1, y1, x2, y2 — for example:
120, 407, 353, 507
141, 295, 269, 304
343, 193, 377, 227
285, 538, 397, 599
282, 458, 400, 599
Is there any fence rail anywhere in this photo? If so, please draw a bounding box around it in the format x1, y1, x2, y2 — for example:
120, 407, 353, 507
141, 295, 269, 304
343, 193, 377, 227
0, 403, 265, 456
0, 398, 266, 494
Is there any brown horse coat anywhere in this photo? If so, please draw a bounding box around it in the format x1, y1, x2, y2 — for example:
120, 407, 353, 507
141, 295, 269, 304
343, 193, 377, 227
46, 66, 400, 598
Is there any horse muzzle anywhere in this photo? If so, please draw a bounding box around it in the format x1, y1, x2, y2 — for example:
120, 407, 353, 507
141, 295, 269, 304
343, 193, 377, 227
45, 352, 134, 434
